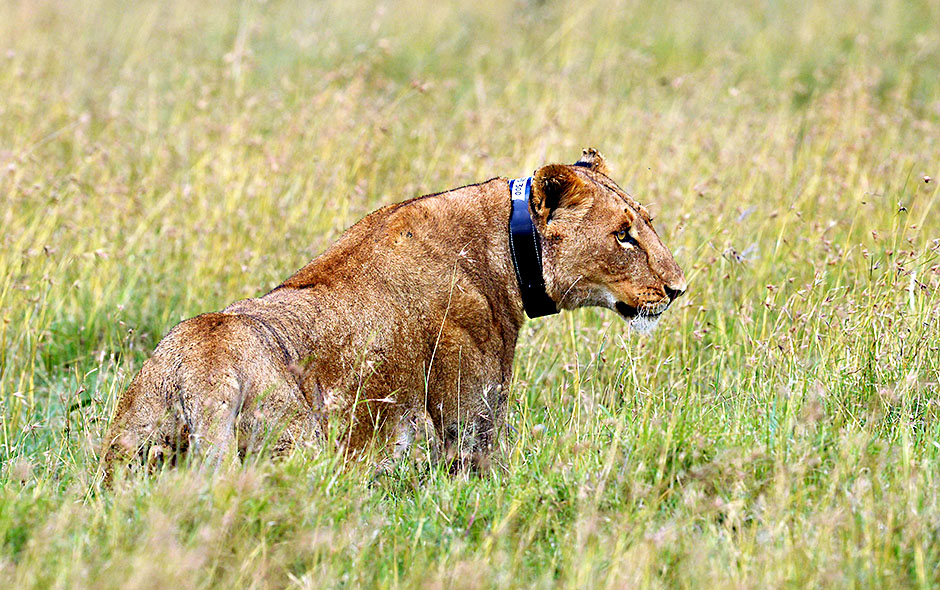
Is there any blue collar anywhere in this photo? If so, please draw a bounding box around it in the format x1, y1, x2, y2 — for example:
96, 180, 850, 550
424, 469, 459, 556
507, 177, 558, 318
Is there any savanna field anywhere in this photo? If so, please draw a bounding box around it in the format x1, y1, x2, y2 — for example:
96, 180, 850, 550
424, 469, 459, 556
2, 0, 940, 587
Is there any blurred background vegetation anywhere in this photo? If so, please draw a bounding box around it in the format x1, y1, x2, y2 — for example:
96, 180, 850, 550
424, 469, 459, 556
1, 0, 939, 587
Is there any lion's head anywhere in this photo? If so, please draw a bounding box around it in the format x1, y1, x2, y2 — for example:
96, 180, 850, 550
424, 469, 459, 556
530, 148, 687, 332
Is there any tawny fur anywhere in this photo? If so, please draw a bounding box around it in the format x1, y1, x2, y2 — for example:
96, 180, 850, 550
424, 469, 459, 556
101, 149, 686, 482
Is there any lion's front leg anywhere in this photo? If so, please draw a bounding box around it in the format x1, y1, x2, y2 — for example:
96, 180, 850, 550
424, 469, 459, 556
424, 328, 515, 474
436, 382, 506, 473
372, 407, 441, 476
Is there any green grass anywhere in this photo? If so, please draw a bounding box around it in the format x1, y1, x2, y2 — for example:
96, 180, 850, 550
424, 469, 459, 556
2, 0, 940, 586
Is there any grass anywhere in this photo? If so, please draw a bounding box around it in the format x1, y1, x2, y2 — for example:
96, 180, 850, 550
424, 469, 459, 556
1, 0, 939, 586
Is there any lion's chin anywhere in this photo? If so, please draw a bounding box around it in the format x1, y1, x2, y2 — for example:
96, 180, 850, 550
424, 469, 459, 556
629, 314, 661, 334
614, 301, 662, 334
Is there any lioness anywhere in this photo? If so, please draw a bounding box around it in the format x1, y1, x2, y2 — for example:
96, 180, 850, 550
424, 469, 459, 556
101, 149, 686, 481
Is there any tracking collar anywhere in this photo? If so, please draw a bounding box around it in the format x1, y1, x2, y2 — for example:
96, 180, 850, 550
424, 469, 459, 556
508, 177, 559, 318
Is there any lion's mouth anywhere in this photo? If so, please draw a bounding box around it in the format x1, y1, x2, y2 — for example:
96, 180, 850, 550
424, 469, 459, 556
615, 301, 667, 321
615, 301, 639, 319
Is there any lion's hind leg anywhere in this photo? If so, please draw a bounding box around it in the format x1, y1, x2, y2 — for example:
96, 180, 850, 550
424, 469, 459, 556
178, 373, 246, 471
235, 379, 321, 461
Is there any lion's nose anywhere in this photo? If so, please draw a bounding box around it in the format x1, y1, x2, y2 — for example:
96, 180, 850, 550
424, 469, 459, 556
665, 285, 685, 301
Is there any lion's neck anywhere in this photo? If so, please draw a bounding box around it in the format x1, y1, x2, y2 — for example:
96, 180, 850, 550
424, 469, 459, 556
246, 178, 527, 363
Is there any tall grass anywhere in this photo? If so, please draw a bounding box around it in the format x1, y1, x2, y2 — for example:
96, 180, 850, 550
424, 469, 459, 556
1, 0, 939, 587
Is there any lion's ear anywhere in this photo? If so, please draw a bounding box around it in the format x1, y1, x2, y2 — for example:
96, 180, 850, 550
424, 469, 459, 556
531, 164, 591, 225
572, 147, 611, 176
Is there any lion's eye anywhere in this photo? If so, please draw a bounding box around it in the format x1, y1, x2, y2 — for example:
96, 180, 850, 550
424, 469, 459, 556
616, 229, 637, 246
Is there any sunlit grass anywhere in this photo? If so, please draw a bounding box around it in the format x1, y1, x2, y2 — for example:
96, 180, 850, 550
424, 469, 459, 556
1, 0, 939, 587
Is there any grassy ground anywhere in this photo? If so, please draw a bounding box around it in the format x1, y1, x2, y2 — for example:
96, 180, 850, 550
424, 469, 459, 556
2, 0, 939, 587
